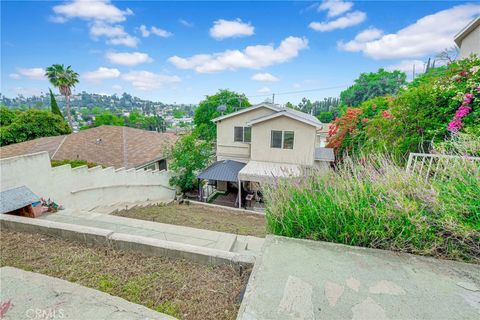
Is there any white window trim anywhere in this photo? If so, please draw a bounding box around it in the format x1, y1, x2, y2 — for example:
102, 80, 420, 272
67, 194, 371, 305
234, 126, 251, 143
271, 130, 294, 149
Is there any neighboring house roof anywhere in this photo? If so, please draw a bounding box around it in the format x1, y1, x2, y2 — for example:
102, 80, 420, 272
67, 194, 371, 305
315, 147, 335, 162
0, 126, 178, 169
0, 186, 39, 214
454, 16, 480, 46
198, 160, 246, 182
212, 102, 322, 128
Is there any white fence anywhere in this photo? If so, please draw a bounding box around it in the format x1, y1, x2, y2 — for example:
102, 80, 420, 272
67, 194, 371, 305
0, 152, 176, 210
406, 152, 480, 180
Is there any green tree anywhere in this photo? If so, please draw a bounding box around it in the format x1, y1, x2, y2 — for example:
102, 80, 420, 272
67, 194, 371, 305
318, 111, 334, 123
45, 64, 79, 128
168, 133, 213, 191
93, 111, 125, 127
340, 68, 406, 107
0, 109, 71, 146
193, 89, 250, 141
172, 109, 184, 119
49, 88, 63, 118
0, 107, 17, 126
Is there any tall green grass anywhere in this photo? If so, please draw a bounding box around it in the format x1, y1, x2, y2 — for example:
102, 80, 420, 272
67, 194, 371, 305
265, 144, 479, 263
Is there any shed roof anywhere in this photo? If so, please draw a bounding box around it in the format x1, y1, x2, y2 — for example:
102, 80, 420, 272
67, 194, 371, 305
0, 186, 39, 214
315, 148, 335, 162
198, 160, 246, 182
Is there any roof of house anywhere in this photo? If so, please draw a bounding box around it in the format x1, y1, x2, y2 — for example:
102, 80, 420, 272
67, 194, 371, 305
212, 103, 323, 128
198, 160, 246, 182
0, 126, 178, 169
0, 186, 39, 214
454, 16, 480, 46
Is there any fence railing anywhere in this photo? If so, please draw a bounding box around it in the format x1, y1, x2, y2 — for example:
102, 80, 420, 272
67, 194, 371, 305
406, 152, 480, 180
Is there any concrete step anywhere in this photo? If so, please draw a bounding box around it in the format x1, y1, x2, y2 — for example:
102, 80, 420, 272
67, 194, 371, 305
39, 210, 262, 258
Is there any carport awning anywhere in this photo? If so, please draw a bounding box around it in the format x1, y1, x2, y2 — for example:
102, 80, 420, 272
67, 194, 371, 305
238, 161, 305, 184
198, 160, 246, 182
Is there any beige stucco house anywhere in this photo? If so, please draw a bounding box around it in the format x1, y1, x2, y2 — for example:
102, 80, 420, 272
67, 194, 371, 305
454, 16, 480, 59
197, 103, 334, 209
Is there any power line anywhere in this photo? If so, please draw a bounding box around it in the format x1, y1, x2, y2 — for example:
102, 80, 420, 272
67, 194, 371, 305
247, 84, 349, 99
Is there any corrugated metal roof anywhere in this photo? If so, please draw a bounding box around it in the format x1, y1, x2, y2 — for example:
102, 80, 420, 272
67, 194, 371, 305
0, 186, 39, 214
238, 161, 305, 183
198, 160, 246, 182
315, 148, 335, 162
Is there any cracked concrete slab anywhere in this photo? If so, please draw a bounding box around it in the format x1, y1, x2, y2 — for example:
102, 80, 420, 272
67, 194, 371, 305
0, 267, 175, 320
238, 235, 480, 320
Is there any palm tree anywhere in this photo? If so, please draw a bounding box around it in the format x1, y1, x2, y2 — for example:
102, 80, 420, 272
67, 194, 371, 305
45, 64, 79, 128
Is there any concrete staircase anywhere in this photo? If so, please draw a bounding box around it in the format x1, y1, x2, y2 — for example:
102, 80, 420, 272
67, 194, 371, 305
37, 209, 264, 260
89, 199, 173, 214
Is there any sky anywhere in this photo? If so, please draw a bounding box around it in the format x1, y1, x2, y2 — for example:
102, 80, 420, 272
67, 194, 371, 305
1, 0, 479, 104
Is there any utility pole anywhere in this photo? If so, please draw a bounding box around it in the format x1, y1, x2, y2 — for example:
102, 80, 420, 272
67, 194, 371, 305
412, 64, 416, 80
272, 93, 275, 104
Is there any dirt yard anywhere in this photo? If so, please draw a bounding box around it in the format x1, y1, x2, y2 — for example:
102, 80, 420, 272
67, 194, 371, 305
0, 231, 251, 320
115, 203, 266, 238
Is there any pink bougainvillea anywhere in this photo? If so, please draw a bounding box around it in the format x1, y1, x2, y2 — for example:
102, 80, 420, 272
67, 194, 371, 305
447, 92, 474, 132
362, 118, 369, 124
382, 111, 391, 119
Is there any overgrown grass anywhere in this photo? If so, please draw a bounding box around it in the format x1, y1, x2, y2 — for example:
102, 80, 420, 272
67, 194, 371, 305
51, 159, 99, 168
265, 148, 479, 263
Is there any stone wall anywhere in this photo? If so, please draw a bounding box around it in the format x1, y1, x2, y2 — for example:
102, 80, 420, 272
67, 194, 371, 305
0, 152, 176, 210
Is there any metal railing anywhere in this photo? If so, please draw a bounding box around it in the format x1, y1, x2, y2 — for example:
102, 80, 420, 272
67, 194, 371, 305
406, 152, 480, 180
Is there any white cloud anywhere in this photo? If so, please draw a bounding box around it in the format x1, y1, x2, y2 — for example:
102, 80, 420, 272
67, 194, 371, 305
121, 71, 180, 91
106, 52, 153, 66
9, 73, 20, 80
90, 23, 127, 38
309, 11, 366, 32
251, 72, 279, 82
168, 36, 308, 73
139, 25, 150, 37
151, 26, 173, 38
339, 4, 480, 59
179, 19, 193, 27
17, 68, 45, 80
138, 25, 172, 38
210, 19, 254, 40
318, 0, 353, 18
83, 67, 120, 82
337, 27, 383, 51
293, 83, 301, 89
52, 0, 133, 23
106, 34, 138, 47
258, 87, 271, 94
385, 60, 426, 76
11, 87, 43, 96
112, 84, 123, 91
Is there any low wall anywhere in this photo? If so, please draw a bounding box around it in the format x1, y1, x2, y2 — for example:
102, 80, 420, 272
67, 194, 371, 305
0, 152, 176, 210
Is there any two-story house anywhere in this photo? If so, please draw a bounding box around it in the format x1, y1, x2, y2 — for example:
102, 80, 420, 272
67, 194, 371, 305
197, 103, 334, 209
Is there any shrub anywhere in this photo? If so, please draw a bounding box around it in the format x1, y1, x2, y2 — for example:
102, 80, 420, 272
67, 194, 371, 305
265, 136, 480, 263
317, 111, 333, 123
51, 159, 98, 168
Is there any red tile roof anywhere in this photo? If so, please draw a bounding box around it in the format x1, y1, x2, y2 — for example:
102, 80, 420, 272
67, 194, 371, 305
0, 126, 178, 169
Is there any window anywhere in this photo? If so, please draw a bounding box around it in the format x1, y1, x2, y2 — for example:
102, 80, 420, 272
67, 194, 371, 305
283, 131, 294, 149
244, 127, 251, 143
271, 130, 294, 149
234, 126, 251, 143
271, 130, 283, 148
234, 127, 243, 142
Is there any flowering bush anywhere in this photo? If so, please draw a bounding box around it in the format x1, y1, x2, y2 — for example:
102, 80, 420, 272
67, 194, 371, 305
329, 56, 480, 160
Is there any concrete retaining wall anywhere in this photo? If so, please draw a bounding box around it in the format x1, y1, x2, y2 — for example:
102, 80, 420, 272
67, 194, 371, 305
0, 152, 176, 210
0, 214, 254, 267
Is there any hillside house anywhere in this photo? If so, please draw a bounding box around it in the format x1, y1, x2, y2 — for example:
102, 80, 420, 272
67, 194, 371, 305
0, 125, 178, 171
198, 103, 334, 209
454, 16, 480, 59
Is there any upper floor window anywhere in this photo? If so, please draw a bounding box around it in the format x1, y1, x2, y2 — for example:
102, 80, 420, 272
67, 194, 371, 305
271, 130, 294, 149
234, 126, 251, 143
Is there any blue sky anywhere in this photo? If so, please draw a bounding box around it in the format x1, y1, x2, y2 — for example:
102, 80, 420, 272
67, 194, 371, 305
1, 0, 479, 104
